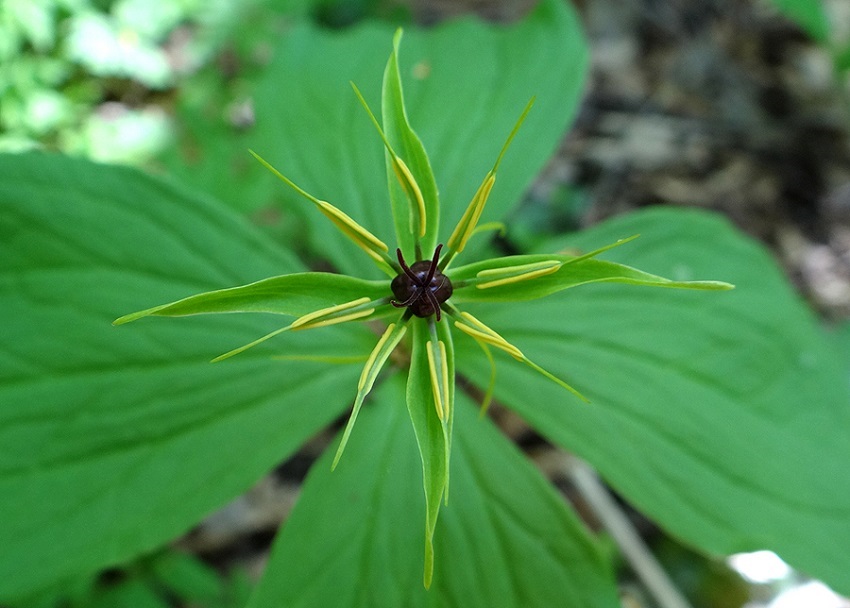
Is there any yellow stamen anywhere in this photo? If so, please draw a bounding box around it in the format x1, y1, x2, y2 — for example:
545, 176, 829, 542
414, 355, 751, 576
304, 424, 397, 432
317, 201, 388, 253
453, 313, 524, 361
291, 308, 375, 331
250, 150, 393, 274
290, 297, 372, 329
457, 311, 505, 339
358, 322, 402, 391
454, 312, 590, 403
446, 173, 495, 255
333, 321, 408, 471
351, 82, 427, 240
438, 340, 450, 419
425, 340, 451, 421
426, 341, 445, 419
393, 157, 427, 238
212, 297, 375, 362
476, 260, 562, 289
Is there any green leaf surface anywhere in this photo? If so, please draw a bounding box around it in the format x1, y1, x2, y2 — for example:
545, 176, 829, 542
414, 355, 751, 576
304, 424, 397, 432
148, 551, 224, 603
835, 42, 850, 72
332, 316, 408, 469
768, 0, 830, 43
248, 375, 619, 608
449, 252, 731, 302
0, 153, 374, 600
827, 320, 850, 366
88, 579, 169, 608
454, 207, 850, 594
246, 0, 587, 277
114, 272, 388, 324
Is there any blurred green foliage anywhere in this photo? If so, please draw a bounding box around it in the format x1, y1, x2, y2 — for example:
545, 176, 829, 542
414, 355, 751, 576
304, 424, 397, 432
15, 549, 252, 608
0, 0, 404, 162
768, 0, 850, 81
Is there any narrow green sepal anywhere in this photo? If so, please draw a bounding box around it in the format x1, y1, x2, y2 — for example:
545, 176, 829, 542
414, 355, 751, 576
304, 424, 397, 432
332, 318, 409, 470
407, 319, 454, 588
211, 297, 384, 362
113, 272, 389, 325
449, 248, 735, 303
249, 150, 397, 277
452, 309, 589, 403
212, 326, 291, 362
381, 28, 440, 258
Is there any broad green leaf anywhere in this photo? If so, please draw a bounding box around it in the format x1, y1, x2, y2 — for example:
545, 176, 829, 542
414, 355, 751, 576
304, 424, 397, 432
114, 272, 388, 324
0, 153, 375, 600
248, 375, 620, 608
88, 579, 170, 608
382, 29, 440, 258
147, 551, 224, 604
440, 99, 535, 270
836, 42, 850, 72
449, 253, 731, 303
406, 319, 451, 588
455, 207, 850, 595
768, 0, 830, 43
828, 320, 850, 366
244, 0, 587, 277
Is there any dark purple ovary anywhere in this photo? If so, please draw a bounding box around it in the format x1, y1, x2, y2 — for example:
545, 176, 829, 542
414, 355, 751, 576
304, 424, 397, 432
391, 260, 453, 318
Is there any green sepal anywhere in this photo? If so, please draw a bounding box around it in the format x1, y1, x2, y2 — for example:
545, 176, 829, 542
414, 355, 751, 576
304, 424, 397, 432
332, 317, 409, 470
449, 253, 733, 303
114, 273, 389, 325
407, 318, 453, 588
382, 29, 440, 258
430, 317, 455, 503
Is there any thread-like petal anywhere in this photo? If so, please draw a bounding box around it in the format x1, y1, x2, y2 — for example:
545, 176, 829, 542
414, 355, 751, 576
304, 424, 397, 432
250, 150, 395, 276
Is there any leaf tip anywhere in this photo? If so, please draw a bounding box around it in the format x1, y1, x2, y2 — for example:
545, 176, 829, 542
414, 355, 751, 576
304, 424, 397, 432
423, 541, 434, 589
112, 310, 147, 325
330, 440, 347, 471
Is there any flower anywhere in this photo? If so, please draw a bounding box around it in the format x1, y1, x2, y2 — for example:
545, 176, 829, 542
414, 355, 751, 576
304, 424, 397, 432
114, 30, 732, 588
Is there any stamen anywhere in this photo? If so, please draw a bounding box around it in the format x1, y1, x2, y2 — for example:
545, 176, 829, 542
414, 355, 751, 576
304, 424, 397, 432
290, 297, 373, 329
475, 260, 562, 290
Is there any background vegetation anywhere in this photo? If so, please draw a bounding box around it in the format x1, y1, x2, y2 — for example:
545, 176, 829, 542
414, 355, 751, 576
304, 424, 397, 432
2, 0, 849, 606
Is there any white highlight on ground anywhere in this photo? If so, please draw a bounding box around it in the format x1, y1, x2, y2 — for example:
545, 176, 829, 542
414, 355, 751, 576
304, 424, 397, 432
728, 550, 791, 584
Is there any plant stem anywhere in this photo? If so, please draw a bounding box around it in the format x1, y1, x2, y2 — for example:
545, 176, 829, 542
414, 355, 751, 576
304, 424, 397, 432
566, 458, 695, 608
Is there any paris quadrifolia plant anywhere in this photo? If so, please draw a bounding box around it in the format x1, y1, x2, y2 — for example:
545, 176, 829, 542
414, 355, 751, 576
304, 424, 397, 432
114, 30, 733, 588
